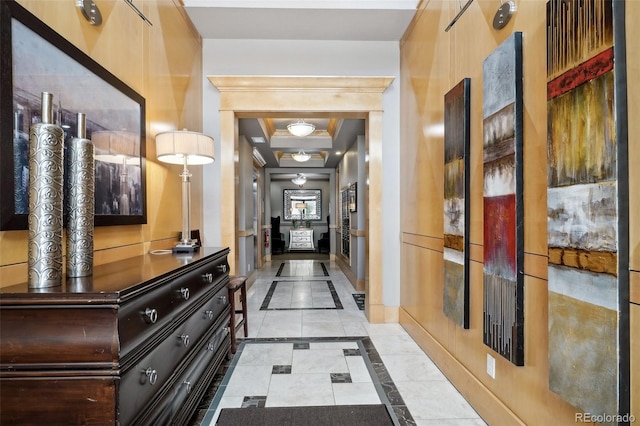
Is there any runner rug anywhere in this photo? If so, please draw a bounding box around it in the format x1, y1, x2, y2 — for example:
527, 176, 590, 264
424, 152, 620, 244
216, 404, 394, 426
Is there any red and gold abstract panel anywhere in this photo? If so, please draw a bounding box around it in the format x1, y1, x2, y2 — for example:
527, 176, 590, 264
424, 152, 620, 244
482, 32, 524, 366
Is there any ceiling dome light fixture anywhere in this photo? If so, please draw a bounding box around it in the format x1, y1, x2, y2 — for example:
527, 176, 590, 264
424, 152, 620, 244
291, 173, 307, 187
287, 119, 315, 137
291, 150, 311, 162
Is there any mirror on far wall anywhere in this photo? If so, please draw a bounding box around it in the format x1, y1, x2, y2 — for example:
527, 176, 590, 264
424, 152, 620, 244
283, 189, 321, 221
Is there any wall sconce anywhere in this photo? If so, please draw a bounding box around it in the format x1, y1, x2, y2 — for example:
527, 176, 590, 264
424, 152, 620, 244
155, 130, 215, 252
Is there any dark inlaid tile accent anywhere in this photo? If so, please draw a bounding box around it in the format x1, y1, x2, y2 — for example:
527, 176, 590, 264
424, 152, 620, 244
260, 280, 343, 310
272, 365, 292, 374
392, 405, 418, 426
275, 261, 328, 277
328, 281, 343, 309
330, 372, 352, 383
260, 281, 279, 310
293, 342, 310, 350
241, 395, 266, 408
343, 348, 361, 356
320, 262, 329, 276
352, 293, 365, 310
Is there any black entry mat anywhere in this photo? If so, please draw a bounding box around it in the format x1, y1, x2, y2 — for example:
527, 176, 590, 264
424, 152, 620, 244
216, 404, 394, 426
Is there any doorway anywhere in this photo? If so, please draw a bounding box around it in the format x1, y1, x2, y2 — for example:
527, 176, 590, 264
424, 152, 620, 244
208, 75, 392, 322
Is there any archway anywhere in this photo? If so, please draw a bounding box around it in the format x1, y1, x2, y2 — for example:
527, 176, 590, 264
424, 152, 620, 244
208, 75, 393, 322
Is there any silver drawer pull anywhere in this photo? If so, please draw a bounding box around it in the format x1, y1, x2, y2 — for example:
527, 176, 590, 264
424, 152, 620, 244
218, 295, 227, 304
205, 310, 214, 320
207, 342, 216, 351
179, 287, 190, 300
183, 380, 192, 395
179, 334, 190, 347
143, 308, 158, 324
217, 264, 227, 273
144, 368, 158, 385
203, 272, 214, 283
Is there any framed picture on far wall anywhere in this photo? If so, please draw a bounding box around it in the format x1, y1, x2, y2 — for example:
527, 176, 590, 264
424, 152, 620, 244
0, 1, 147, 230
349, 182, 357, 212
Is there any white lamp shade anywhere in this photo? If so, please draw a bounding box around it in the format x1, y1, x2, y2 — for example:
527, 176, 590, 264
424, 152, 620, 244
92, 130, 140, 164
155, 130, 215, 165
287, 120, 315, 137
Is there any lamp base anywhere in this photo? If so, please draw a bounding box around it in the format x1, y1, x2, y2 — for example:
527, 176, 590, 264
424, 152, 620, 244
172, 242, 200, 253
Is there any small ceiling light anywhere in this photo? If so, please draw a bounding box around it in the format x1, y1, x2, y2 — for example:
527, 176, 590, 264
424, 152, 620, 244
291, 173, 307, 187
291, 150, 311, 162
287, 120, 315, 137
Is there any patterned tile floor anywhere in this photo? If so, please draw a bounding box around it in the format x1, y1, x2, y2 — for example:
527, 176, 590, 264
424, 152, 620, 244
193, 259, 487, 426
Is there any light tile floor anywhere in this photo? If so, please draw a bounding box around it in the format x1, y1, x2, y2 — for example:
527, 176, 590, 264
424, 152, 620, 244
197, 259, 487, 426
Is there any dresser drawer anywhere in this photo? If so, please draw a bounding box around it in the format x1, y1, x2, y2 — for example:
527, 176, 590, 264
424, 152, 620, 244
118, 256, 229, 357
138, 323, 230, 426
292, 236, 311, 242
290, 242, 312, 249
0, 376, 117, 425
118, 288, 228, 424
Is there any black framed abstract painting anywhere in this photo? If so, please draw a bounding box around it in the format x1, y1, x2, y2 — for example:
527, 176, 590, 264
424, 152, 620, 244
0, 1, 146, 230
547, 0, 629, 418
482, 32, 524, 366
443, 78, 471, 329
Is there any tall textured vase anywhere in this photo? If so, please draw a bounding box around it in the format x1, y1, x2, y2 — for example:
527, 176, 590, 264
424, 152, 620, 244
28, 92, 65, 288
66, 113, 94, 278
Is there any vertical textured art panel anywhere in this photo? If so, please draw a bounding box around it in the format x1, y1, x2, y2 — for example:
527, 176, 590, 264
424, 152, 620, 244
546, 0, 621, 420
482, 32, 524, 366
443, 78, 471, 329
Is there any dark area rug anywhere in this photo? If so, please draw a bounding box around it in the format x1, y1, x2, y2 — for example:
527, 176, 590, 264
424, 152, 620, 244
216, 404, 394, 426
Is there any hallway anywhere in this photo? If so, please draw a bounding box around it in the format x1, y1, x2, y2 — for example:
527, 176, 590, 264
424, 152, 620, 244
196, 259, 486, 425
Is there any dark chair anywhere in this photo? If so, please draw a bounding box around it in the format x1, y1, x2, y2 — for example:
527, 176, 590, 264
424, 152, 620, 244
317, 215, 330, 254
271, 216, 285, 254
228, 275, 248, 354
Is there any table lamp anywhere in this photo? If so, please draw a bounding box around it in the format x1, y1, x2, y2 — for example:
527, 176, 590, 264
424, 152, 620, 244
155, 130, 215, 253
295, 202, 307, 221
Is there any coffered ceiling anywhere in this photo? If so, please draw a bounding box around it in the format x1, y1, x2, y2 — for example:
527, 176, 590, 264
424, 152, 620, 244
183, 0, 419, 170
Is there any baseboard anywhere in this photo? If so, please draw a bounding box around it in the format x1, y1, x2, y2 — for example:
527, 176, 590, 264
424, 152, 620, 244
399, 309, 524, 426
335, 256, 357, 289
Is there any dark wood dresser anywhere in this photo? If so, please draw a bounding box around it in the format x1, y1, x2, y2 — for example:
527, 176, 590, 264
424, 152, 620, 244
0, 247, 231, 425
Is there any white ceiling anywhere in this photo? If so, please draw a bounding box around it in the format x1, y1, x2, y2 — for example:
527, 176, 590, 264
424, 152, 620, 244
183, 0, 419, 169
183, 0, 419, 41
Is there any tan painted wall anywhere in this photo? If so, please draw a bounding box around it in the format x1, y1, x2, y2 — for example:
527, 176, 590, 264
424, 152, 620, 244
0, 0, 203, 286
399, 0, 637, 424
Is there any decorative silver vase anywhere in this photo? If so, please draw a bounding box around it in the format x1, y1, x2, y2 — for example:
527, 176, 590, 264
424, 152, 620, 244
66, 113, 94, 277
28, 92, 65, 288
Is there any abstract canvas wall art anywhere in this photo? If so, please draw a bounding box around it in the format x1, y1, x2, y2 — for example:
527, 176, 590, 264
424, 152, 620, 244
443, 78, 471, 329
547, 0, 623, 419
482, 32, 524, 366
